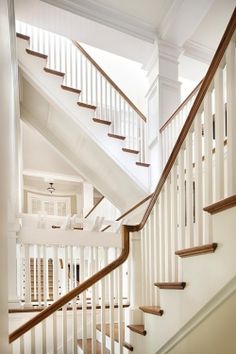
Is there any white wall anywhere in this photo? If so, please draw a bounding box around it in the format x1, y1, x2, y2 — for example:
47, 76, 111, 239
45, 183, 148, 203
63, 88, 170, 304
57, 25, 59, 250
168, 288, 236, 354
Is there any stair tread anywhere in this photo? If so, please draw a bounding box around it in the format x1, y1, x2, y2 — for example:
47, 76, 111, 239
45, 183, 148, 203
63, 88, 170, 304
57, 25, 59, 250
139, 306, 163, 316
77, 102, 96, 110
175, 243, 218, 258
26, 48, 48, 59
77, 338, 110, 354
108, 133, 126, 140
136, 162, 150, 167
154, 282, 186, 290
127, 324, 146, 336
96, 323, 133, 351
16, 32, 30, 41
93, 118, 112, 126
44, 67, 65, 77
61, 85, 81, 94
122, 147, 139, 154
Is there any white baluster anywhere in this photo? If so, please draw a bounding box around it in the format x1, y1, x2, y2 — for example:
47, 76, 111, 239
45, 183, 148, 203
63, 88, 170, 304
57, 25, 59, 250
118, 264, 123, 354
177, 148, 185, 255
109, 271, 115, 354
20, 335, 25, 354
43, 245, 47, 306
214, 67, 225, 200
159, 191, 165, 281
171, 164, 178, 281
194, 113, 203, 245
63, 305, 68, 354
186, 131, 194, 247
42, 320, 47, 354
53, 246, 59, 301
101, 248, 107, 354
31, 327, 35, 354
80, 246, 87, 353
203, 91, 213, 243
226, 41, 236, 195
53, 312, 58, 354
165, 178, 171, 280
24, 244, 31, 306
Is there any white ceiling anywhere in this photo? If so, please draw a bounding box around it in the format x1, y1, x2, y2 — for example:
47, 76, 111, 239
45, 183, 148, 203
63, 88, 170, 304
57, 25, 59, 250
91, 0, 174, 29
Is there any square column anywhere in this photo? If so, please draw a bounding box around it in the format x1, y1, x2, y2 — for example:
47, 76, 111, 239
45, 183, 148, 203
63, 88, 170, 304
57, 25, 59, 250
145, 40, 182, 189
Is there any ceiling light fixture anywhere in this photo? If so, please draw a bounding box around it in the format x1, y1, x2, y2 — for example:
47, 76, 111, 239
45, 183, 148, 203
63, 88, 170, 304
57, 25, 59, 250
47, 182, 55, 194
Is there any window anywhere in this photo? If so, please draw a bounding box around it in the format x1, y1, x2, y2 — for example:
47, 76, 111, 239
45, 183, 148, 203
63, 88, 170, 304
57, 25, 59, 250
27, 192, 71, 216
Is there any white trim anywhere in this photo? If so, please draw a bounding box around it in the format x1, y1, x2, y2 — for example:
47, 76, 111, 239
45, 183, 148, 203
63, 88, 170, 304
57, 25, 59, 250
41, 0, 156, 43
156, 276, 236, 354
23, 168, 83, 183
184, 39, 214, 64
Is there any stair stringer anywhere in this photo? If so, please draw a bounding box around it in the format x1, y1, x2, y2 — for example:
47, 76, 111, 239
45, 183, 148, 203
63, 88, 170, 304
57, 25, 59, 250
128, 206, 236, 354
17, 38, 148, 212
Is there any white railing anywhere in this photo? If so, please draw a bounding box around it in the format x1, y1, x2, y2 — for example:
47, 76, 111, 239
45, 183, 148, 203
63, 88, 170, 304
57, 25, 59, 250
12, 245, 129, 354
140, 28, 235, 305
17, 242, 129, 308
160, 81, 202, 167
16, 21, 149, 164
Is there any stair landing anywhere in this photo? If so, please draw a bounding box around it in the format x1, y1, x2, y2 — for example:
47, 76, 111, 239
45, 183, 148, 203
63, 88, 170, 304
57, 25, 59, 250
96, 323, 133, 351
77, 339, 110, 354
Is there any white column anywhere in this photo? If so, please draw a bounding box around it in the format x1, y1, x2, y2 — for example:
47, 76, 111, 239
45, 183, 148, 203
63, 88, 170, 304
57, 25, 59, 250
0, 0, 18, 351
145, 40, 182, 189
8, 226, 21, 306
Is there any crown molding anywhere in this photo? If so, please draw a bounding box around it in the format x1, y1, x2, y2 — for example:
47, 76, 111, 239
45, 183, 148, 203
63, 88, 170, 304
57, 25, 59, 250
23, 169, 83, 183
41, 0, 156, 43
183, 39, 214, 64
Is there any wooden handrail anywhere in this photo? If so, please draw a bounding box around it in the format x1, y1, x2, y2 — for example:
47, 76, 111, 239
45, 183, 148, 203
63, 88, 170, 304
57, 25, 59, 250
101, 193, 153, 232
128, 7, 236, 233
9, 225, 130, 343
73, 41, 147, 122
159, 79, 203, 133
84, 196, 104, 218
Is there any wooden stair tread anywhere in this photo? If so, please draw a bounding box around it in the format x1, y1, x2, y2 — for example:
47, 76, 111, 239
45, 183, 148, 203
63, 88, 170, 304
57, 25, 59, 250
122, 148, 139, 154
139, 306, 163, 316
203, 195, 236, 215
108, 133, 126, 140
77, 102, 96, 110
154, 282, 186, 290
136, 162, 150, 167
77, 339, 110, 354
16, 32, 30, 41
25, 49, 48, 59
96, 323, 133, 351
175, 243, 218, 258
44, 67, 65, 77
127, 324, 146, 336
93, 118, 112, 126
61, 85, 81, 94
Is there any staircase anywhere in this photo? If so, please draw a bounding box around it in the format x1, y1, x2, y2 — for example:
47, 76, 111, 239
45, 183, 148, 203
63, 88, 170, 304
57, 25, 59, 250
16, 21, 150, 212
9, 8, 236, 354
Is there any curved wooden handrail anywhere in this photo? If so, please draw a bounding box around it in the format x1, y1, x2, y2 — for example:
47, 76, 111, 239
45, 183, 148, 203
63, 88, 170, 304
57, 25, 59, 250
73, 41, 147, 122
128, 7, 236, 233
159, 79, 203, 133
9, 225, 130, 343
101, 193, 153, 232
84, 196, 104, 218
